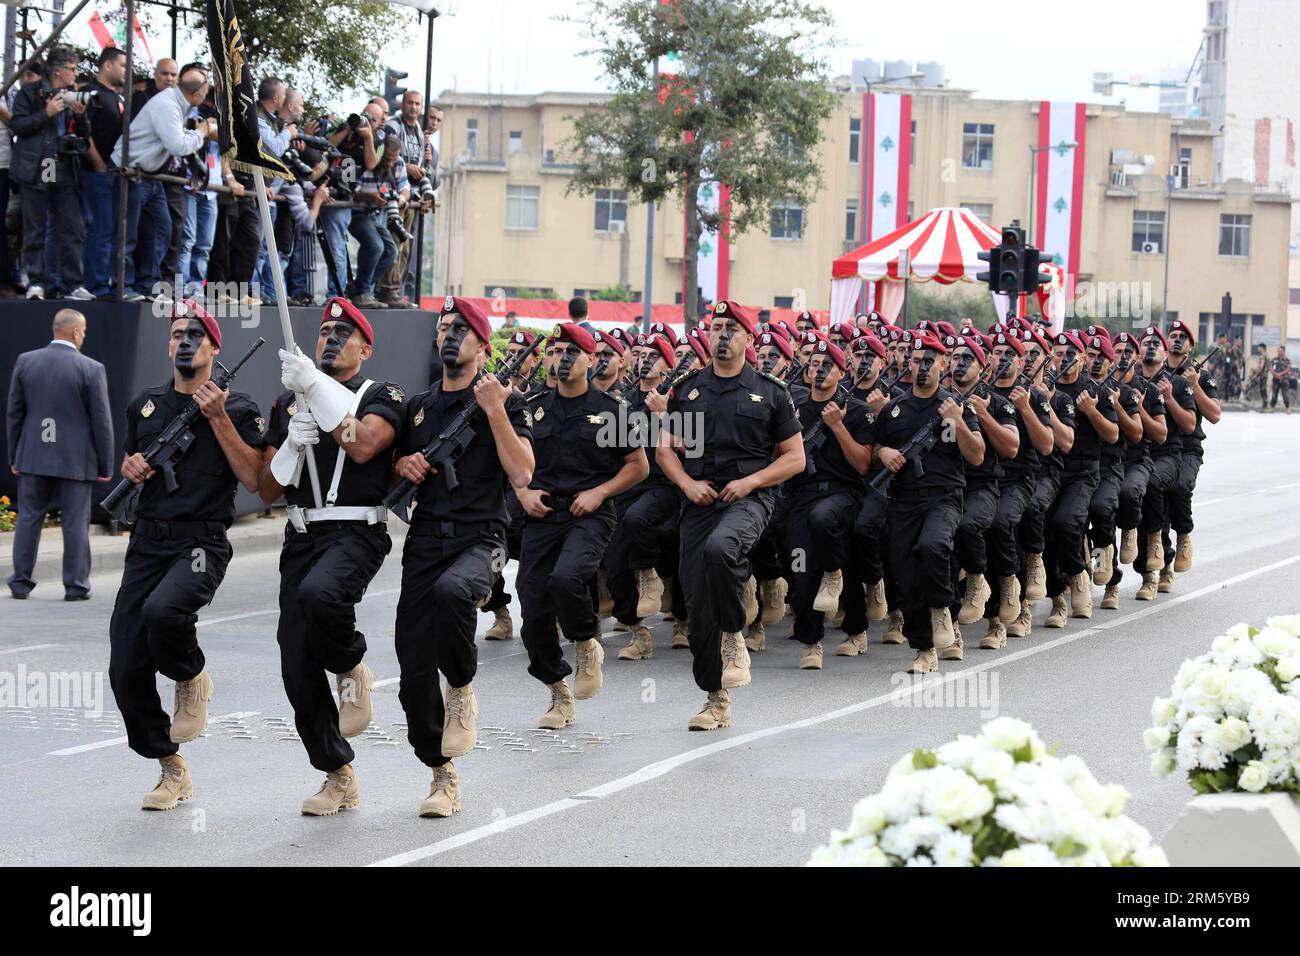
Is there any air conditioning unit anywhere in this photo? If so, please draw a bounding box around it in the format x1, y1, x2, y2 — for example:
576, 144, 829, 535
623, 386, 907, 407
1142, 240, 1160, 254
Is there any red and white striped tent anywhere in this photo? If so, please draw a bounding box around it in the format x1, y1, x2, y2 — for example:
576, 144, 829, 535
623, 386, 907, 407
829, 207, 1001, 326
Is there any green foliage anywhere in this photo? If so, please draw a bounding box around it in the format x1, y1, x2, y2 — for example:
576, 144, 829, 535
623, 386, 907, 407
511, 287, 557, 300
590, 284, 637, 302
900, 285, 1000, 329
911, 749, 938, 770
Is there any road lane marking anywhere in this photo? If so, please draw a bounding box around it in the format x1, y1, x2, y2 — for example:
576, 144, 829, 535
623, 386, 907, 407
46, 711, 261, 756
367, 551, 1300, 867
0, 643, 63, 656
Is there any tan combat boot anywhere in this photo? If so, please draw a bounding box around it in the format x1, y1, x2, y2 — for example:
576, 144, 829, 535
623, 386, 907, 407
635, 568, 665, 619
882, 609, 906, 644
1120, 528, 1139, 564
1045, 595, 1069, 628
1069, 571, 1093, 619
814, 570, 844, 614
301, 764, 359, 816
760, 578, 788, 624
617, 624, 654, 661
941, 633, 965, 661
1174, 533, 1193, 572
905, 648, 938, 674
721, 631, 752, 688
538, 679, 576, 729
671, 619, 689, 649
1100, 584, 1120, 610
484, 607, 514, 641
1025, 554, 1047, 601
660, 577, 675, 615
1144, 533, 1165, 572
1158, 567, 1175, 593
1005, 599, 1033, 638
1135, 571, 1159, 601
142, 754, 193, 811
980, 618, 1007, 650
929, 607, 956, 650
337, 661, 374, 739
169, 672, 213, 744
744, 621, 766, 653
799, 642, 824, 670
1093, 544, 1114, 585
958, 573, 991, 625
573, 638, 604, 699
867, 581, 888, 622
836, 632, 867, 657
442, 683, 477, 758
688, 690, 732, 731
997, 575, 1021, 624
419, 762, 462, 818
743, 576, 759, 622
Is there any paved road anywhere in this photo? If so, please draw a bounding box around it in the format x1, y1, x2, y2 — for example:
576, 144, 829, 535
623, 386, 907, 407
2, 411, 1298, 867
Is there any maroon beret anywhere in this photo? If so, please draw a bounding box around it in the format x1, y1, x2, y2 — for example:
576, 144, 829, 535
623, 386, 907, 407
852, 334, 888, 360
1167, 319, 1195, 346
758, 330, 794, 361
592, 329, 625, 356
710, 299, 758, 336
946, 334, 987, 367
1087, 334, 1115, 362
1139, 325, 1168, 350
508, 328, 537, 348
989, 329, 1025, 356
440, 295, 493, 353
648, 321, 680, 347
1053, 330, 1086, 353
172, 298, 221, 348
813, 337, 847, 372
551, 322, 598, 354
687, 325, 712, 363
745, 345, 759, 366
1084, 324, 1112, 343
321, 296, 375, 345
912, 332, 947, 354
1113, 331, 1139, 348
646, 335, 676, 367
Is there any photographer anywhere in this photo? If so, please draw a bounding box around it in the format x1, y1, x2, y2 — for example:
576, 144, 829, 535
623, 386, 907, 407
347, 140, 408, 309
111, 62, 217, 301
10, 48, 92, 301
275, 147, 332, 303
80, 47, 127, 300
318, 102, 382, 298
176, 89, 222, 296
377, 91, 435, 308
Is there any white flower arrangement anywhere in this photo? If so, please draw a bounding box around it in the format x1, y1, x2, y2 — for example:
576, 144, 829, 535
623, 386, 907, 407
809, 718, 1167, 867
1146, 615, 1300, 795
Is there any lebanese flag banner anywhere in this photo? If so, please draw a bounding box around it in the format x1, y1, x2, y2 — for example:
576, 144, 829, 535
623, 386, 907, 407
1035, 102, 1086, 299
861, 91, 911, 243
86, 6, 154, 66
693, 179, 730, 308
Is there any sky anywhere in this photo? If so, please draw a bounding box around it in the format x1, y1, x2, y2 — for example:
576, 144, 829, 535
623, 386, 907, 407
381, 0, 1210, 113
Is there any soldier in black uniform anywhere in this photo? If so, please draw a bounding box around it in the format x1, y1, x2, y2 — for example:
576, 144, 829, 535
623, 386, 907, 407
391, 296, 535, 817
515, 322, 647, 729
1082, 330, 1128, 592
1165, 320, 1221, 572
109, 302, 265, 810
479, 328, 543, 642
657, 300, 803, 729
871, 334, 984, 674
258, 298, 403, 816
783, 339, 874, 666
1133, 326, 1196, 598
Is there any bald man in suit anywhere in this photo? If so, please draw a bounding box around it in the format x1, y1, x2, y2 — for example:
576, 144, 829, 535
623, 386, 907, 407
7, 309, 114, 599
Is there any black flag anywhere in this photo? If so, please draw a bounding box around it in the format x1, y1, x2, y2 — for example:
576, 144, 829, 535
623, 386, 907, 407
205, 0, 291, 177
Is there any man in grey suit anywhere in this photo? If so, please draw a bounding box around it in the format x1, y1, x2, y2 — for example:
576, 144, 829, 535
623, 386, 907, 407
6, 309, 114, 599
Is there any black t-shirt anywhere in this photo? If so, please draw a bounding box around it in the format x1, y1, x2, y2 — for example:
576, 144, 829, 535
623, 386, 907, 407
1168, 361, 1218, 455
265, 376, 404, 507
960, 386, 1019, 483
1041, 389, 1077, 473
396, 376, 531, 527
871, 387, 981, 495
84, 79, 125, 166
1121, 381, 1164, 465
528, 385, 635, 508
1147, 369, 1195, 458
666, 364, 800, 483
620, 385, 669, 486
789, 392, 874, 492
1055, 376, 1117, 466
990, 383, 1051, 480
123, 382, 265, 525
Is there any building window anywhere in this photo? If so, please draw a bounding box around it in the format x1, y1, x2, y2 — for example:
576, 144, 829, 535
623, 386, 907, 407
910, 119, 916, 167
466, 118, 478, 158
1218, 214, 1251, 257
965, 202, 993, 222
506, 184, 539, 230
845, 200, 858, 242
1197, 312, 1212, 347
770, 199, 804, 240
848, 117, 860, 164
508, 130, 522, 155
1132, 210, 1166, 252
1289, 288, 1300, 306
962, 122, 994, 169
907, 201, 914, 222
1175, 146, 1191, 189
594, 188, 628, 232
774, 295, 794, 308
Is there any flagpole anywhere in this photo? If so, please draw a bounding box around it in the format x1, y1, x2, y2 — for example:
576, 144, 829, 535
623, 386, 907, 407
252, 166, 323, 507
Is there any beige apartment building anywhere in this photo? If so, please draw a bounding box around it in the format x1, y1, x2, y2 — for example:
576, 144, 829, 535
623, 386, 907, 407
431, 82, 1291, 350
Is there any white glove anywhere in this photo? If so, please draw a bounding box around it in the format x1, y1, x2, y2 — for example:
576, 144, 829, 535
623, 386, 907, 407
270, 411, 319, 487
279, 347, 321, 395
278, 346, 354, 431
286, 410, 319, 453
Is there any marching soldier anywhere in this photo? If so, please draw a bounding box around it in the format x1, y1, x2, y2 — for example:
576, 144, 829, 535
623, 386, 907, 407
871, 334, 984, 674
784, 339, 874, 666
515, 322, 648, 728
657, 300, 804, 729
391, 297, 535, 817
109, 302, 265, 810
260, 298, 404, 816
1165, 320, 1221, 571
590, 329, 627, 394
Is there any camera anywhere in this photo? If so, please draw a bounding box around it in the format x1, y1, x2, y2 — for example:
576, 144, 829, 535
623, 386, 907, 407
57, 133, 89, 157
295, 133, 339, 155
63, 89, 98, 107
279, 148, 314, 181
324, 159, 355, 201
346, 113, 369, 131
414, 175, 435, 206
386, 200, 413, 244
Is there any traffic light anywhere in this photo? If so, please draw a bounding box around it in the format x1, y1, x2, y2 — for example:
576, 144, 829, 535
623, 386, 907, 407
976, 243, 1000, 292
977, 225, 1026, 294
1022, 247, 1051, 294
383, 66, 408, 114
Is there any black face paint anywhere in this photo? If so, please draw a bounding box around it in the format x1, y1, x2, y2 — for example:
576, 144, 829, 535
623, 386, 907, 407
814, 361, 833, 388
321, 321, 356, 370
557, 346, 581, 382
915, 354, 937, 387
440, 317, 470, 366
1144, 342, 1160, 363
760, 353, 778, 375
953, 355, 975, 383
590, 353, 613, 381
1090, 354, 1106, 378
173, 320, 208, 379
714, 325, 736, 360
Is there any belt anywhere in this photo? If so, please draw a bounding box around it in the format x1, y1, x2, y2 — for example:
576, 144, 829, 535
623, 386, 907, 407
410, 517, 498, 539
894, 486, 960, 501
286, 505, 387, 533
134, 518, 227, 540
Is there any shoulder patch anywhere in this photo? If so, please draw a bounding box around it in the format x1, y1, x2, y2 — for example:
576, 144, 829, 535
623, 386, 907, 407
1207, 377, 1216, 389
1066, 403, 1075, 416
749, 393, 763, 403
523, 408, 533, 428
1004, 404, 1015, 416
412, 407, 425, 427
534, 406, 545, 421
140, 399, 155, 418
687, 388, 700, 401
386, 385, 405, 403
255, 416, 266, 434
287, 401, 297, 418
890, 405, 900, 418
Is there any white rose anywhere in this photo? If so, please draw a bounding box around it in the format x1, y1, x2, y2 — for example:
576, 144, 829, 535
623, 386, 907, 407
981, 717, 1035, 754
848, 797, 886, 836
885, 752, 917, 783
1265, 614, 1300, 638
1192, 667, 1230, 703
1103, 783, 1129, 817
1237, 760, 1269, 792
935, 736, 989, 769
969, 749, 1015, 785
839, 841, 890, 867
920, 768, 994, 825
1276, 655, 1300, 685
1151, 697, 1176, 726
1150, 748, 1176, 776
1210, 634, 1236, 654
1225, 623, 1252, 641
807, 844, 841, 867
1143, 726, 1171, 749
877, 776, 923, 823
1217, 717, 1252, 752
1000, 843, 1060, 867
1252, 626, 1300, 661
879, 822, 920, 859
932, 830, 974, 867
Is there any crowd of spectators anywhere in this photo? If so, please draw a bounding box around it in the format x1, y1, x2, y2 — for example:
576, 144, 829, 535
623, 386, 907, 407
0, 48, 440, 309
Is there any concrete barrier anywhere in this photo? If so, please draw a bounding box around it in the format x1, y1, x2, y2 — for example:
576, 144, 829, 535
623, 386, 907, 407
1162, 793, 1300, 867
